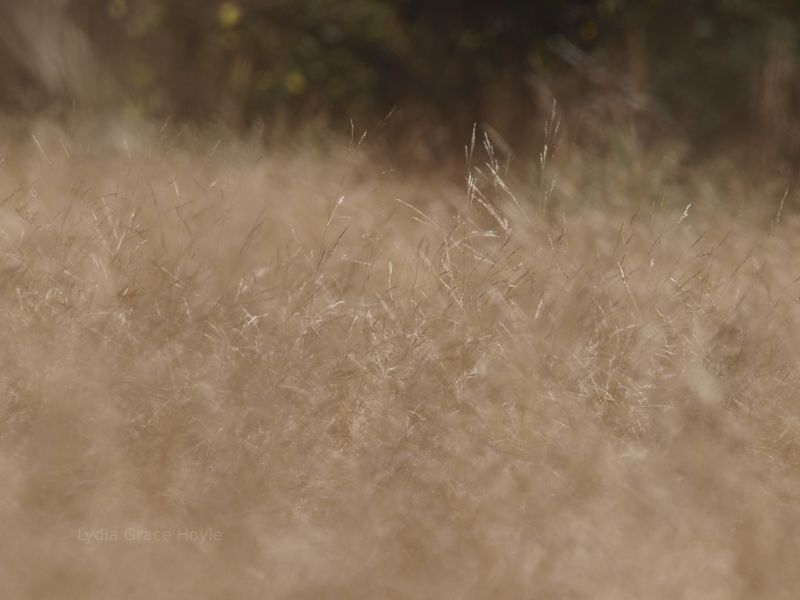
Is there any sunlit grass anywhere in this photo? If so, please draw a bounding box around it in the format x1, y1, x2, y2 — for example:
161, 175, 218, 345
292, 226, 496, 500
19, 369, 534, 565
2, 120, 800, 598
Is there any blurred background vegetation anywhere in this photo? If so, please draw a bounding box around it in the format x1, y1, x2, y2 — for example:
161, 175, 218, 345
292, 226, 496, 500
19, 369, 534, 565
0, 0, 798, 167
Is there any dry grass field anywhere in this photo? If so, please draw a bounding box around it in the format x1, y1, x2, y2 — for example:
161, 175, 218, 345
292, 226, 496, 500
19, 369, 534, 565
2, 120, 800, 598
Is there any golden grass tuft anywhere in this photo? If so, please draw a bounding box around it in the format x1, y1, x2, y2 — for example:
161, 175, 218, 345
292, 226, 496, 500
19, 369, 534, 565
2, 121, 800, 598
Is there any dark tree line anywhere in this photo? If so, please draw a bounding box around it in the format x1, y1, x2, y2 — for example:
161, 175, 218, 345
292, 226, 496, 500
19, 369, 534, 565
1, 0, 799, 159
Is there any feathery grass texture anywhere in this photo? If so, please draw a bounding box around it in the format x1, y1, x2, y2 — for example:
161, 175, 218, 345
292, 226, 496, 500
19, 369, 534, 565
2, 123, 800, 598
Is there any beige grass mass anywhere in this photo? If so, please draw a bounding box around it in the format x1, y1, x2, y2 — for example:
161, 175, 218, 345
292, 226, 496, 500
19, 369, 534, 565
1, 121, 800, 599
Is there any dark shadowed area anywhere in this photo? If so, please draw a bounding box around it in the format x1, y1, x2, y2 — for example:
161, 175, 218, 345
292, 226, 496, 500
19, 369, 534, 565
2, 1, 800, 164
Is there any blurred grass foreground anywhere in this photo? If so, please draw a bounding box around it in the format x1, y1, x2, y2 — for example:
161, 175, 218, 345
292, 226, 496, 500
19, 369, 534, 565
3, 2, 800, 599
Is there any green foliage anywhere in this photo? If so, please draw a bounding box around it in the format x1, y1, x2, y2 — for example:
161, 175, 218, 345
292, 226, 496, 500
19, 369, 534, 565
3, 0, 795, 153
67, 0, 592, 125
